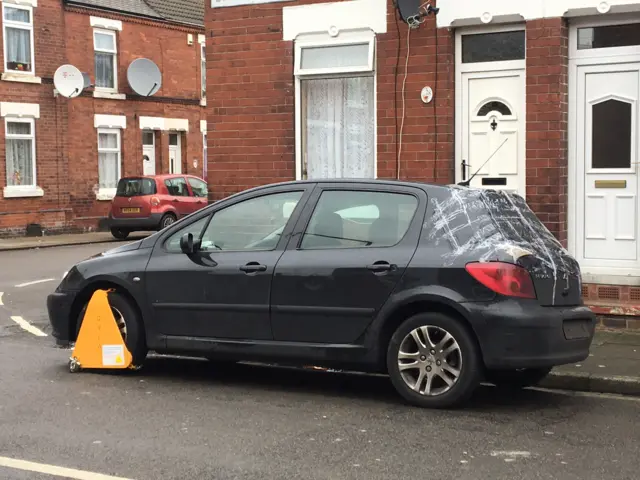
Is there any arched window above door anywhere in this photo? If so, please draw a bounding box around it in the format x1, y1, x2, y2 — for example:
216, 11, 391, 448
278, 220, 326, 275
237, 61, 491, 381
477, 100, 512, 117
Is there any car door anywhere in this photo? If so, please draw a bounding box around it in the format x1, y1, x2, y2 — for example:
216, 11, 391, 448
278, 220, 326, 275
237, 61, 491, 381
144, 184, 313, 341
186, 176, 209, 213
270, 183, 427, 344
164, 177, 192, 217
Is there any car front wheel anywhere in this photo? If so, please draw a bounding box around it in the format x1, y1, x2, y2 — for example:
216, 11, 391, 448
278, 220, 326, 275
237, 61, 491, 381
485, 367, 552, 390
387, 312, 481, 409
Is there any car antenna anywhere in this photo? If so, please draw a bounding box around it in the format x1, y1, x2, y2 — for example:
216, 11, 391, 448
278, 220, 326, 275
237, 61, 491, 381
457, 137, 509, 187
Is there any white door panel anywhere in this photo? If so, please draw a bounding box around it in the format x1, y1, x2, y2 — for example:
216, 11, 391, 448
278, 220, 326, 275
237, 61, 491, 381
577, 64, 640, 268
460, 71, 525, 195
169, 134, 182, 174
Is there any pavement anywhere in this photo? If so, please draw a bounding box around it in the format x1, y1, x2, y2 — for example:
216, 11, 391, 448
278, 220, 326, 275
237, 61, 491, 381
1, 241, 640, 478
0, 231, 150, 251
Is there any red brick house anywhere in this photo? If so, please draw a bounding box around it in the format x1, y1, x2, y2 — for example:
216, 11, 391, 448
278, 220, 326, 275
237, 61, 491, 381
0, 0, 206, 234
205, 0, 640, 325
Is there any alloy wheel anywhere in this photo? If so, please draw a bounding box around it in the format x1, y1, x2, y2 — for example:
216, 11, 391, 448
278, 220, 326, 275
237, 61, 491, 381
112, 307, 127, 340
397, 325, 462, 396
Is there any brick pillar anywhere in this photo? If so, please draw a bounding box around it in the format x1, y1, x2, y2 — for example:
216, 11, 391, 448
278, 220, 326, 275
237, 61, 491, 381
525, 18, 569, 245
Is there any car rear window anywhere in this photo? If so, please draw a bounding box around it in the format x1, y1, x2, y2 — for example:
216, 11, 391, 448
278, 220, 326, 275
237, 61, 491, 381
116, 178, 157, 197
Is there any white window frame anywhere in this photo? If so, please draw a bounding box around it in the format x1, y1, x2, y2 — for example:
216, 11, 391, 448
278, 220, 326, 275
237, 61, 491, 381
201, 43, 206, 99
294, 31, 377, 181
93, 29, 118, 92
2, 3, 35, 76
4, 116, 41, 197
96, 127, 122, 200
294, 32, 375, 77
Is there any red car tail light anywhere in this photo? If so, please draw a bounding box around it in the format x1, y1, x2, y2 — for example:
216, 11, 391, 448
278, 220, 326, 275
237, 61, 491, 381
150, 196, 160, 207
465, 262, 537, 299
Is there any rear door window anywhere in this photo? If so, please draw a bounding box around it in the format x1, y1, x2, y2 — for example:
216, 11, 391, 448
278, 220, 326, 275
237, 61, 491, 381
164, 177, 190, 197
300, 190, 419, 249
116, 178, 156, 197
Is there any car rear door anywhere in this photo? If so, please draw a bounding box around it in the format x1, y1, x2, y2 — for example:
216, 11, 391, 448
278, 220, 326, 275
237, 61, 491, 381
163, 177, 192, 217
270, 183, 427, 344
186, 176, 208, 213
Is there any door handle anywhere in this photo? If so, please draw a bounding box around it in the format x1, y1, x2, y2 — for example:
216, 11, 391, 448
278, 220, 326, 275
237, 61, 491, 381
240, 262, 267, 273
172, 199, 179, 202
367, 261, 395, 273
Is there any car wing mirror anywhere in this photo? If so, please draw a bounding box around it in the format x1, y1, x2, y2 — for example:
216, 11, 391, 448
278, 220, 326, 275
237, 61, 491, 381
180, 233, 201, 254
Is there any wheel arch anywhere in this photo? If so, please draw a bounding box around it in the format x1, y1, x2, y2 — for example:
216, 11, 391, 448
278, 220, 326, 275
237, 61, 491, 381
69, 278, 146, 343
373, 295, 485, 371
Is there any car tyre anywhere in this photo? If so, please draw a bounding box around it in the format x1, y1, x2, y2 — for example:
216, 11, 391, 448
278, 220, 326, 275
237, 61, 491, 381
110, 228, 130, 240
159, 213, 176, 230
76, 290, 148, 366
485, 367, 552, 390
387, 312, 481, 409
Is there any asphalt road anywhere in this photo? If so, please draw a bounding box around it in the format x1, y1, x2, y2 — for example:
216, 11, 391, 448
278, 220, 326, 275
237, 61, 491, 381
0, 243, 639, 480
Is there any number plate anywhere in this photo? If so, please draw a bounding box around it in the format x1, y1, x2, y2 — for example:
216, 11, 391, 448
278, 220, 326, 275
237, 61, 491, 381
121, 208, 141, 214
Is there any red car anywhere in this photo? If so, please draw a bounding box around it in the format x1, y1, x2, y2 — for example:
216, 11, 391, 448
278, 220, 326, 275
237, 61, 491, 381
107, 174, 209, 240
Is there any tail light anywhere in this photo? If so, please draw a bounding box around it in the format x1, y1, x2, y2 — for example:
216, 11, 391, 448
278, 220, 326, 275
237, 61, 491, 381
150, 196, 160, 207
465, 261, 536, 299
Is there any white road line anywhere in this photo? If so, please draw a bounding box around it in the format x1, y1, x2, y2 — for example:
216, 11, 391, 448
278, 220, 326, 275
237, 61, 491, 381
0, 456, 135, 480
0, 292, 3, 305
14, 278, 55, 288
10, 316, 47, 337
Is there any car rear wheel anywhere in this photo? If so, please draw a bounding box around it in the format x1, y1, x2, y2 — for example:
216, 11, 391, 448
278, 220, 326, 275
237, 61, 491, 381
110, 228, 130, 240
160, 213, 176, 230
76, 290, 148, 366
387, 312, 481, 409
485, 367, 552, 390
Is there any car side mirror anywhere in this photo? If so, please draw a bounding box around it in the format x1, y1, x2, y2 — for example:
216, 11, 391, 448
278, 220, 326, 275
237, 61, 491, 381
180, 233, 201, 254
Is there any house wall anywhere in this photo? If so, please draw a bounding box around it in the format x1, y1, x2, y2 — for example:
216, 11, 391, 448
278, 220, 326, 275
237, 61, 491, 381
0, 0, 69, 236
205, 0, 455, 200
63, 8, 207, 229
0, 3, 206, 236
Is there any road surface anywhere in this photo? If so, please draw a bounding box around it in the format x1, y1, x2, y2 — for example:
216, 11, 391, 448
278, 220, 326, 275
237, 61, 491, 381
0, 243, 638, 480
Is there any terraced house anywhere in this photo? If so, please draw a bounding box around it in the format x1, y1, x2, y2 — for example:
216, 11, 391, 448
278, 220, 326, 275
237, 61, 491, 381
0, 0, 207, 234
205, 0, 640, 327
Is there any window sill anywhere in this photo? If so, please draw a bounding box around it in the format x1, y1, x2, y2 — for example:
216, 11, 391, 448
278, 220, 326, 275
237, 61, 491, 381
93, 91, 126, 100
96, 188, 117, 201
2, 73, 42, 84
3, 186, 44, 198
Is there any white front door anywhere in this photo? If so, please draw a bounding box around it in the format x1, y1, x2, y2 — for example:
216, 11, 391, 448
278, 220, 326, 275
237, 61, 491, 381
169, 133, 181, 174
142, 131, 155, 176
460, 70, 525, 195
576, 63, 640, 270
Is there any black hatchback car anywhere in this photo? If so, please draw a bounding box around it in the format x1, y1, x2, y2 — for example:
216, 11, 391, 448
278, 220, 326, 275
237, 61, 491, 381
47, 180, 596, 408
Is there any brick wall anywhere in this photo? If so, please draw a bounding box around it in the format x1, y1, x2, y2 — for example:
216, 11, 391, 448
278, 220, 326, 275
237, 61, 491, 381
205, 0, 455, 200
0, 4, 206, 236
525, 18, 569, 244
0, 0, 69, 236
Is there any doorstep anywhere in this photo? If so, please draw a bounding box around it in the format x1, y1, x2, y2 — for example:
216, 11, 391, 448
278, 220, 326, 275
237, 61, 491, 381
586, 301, 640, 330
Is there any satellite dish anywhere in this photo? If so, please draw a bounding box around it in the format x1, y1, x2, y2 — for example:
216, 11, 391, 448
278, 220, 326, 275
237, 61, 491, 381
396, 0, 420, 23
54, 64, 85, 98
127, 58, 162, 96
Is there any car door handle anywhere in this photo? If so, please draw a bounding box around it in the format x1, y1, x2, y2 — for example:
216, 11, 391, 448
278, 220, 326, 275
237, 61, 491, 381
172, 199, 179, 202
367, 261, 395, 273
240, 262, 267, 273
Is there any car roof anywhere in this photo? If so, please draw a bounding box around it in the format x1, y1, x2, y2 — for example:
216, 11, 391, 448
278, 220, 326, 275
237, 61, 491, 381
241, 178, 457, 194
119, 174, 205, 181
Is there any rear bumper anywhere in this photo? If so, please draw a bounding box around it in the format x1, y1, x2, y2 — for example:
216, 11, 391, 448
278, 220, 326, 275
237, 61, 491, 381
107, 213, 163, 230
466, 300, 597, 369
47, 291, 77, 346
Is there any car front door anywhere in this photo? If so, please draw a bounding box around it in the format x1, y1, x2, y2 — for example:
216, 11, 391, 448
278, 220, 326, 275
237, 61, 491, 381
144, 185, 312, 341
270, 184, 427, 344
